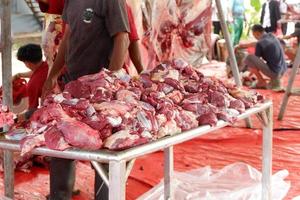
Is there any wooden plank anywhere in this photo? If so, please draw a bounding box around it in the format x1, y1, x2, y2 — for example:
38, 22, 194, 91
278, 45, 300, 120
214, 0, 252, 128
262, 107, 273, 200
164, 147, 174, 200
1, 0, 14, 198
1, 0, 12, 106
109, 161, 126, 200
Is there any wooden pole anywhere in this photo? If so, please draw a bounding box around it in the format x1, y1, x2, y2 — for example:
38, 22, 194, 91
214, 0, 252, 128
214, 0, 241, 87
1, 0, 14, 198
278, 45, 300, 120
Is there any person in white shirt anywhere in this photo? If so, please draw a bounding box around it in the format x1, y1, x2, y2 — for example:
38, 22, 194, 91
280, 0, 288, 35
212, 0, 231, 35
260, 0, 281, 33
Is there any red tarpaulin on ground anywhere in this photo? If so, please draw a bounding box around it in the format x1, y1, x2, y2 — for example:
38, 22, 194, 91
0, 66, 300, 199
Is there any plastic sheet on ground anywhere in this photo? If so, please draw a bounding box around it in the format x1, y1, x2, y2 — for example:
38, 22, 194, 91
138, 163, 290, 200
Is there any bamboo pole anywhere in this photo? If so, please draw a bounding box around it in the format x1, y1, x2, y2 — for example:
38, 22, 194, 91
214, 0, 252, 128
1, 0, 14, 198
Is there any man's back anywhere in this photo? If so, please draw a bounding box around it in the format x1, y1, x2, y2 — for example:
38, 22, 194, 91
255, 33, 286, 74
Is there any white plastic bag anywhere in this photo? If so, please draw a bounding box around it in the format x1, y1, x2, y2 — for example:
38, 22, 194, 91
138, 162, 290, 200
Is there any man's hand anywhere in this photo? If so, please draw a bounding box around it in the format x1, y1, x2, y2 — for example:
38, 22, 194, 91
41, 77, 57, 102
109, 32, 130, 71
17, 113, 26, 123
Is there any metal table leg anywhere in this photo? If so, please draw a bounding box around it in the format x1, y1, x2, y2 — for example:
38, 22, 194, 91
125, 159, 136, 180
164, 146, 174, 200
262, 106, 273, 200
278, 45, 300, 120
3, 150, 14, 198
91, 161, 109, 186
92, 158, 136, 188
109, 160, 126, 200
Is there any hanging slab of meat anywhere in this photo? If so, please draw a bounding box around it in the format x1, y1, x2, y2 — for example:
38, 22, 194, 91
149, 0, 211, 66
57, 119, 102, 150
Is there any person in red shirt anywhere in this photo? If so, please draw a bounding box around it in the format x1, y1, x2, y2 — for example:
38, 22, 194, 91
13, 44, 48, 120
37, 0, 143, 74
38, 0, 64, 15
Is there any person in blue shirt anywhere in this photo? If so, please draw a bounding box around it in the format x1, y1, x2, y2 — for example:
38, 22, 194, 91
230, 0, 246, 45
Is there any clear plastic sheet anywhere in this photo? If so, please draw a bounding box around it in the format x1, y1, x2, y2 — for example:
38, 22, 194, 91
138, 163, 290, 200
139, 0, 211, 69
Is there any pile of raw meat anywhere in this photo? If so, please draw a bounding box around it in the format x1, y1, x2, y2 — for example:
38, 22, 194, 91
0, 100, 14, 128
20, 59, 263, 155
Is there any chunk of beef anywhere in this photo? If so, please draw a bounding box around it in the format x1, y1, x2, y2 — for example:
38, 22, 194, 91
44, 127, 70, 151
166, 90, 184, 105
209, 91, 229, 108
104, 130, 151, 150
197, 112, 218, 126
64, 80, 90, 99
57, 119, 102, 150
175, 110, 198, 131
20, 134, 45, 156
30, 104, 71, 124
116, 89, 140, 103
229, 99, 246, 113
93, 101, 132, 117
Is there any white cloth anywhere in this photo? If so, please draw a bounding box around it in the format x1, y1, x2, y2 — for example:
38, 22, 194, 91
280, 1, 288, 14
211, 0, 229, 22
263, 1, 271, 28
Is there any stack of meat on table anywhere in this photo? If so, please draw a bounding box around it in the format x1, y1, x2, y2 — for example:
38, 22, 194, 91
3, 59, 263, 155
0, 102, 14, 128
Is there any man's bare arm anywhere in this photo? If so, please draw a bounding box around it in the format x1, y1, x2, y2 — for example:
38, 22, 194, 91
235, 41, 257, 49
128, 41, 144, 73
108, 32, 130, 71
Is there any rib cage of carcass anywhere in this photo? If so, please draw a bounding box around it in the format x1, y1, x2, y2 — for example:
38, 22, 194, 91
18, 59, 263, 155
149, 0, 212, 67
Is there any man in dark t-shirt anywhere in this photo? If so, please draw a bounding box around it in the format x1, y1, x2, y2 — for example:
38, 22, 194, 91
37, 0, 143, 74
237, 24, 287, 90
42, 1, 130, 200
